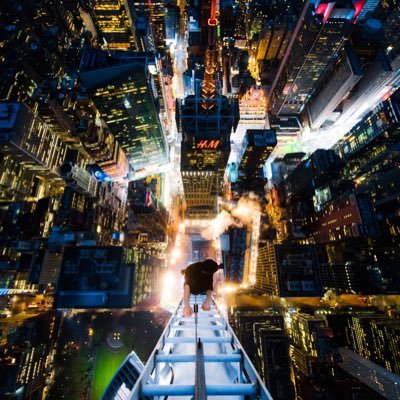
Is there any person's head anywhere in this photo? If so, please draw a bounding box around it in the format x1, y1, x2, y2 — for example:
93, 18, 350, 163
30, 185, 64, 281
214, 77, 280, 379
203, 258, 219, 270
203, 259, 224, 274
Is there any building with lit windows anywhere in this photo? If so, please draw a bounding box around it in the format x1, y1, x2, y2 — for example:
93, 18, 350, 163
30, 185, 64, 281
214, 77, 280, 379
177, 82, 239, 219
38, 98, 80, 149
0, 102, 69, 174
230, 309, 293, 400
81, 120, 129, 181
256, 22, 292, 63
0, 312, 59, 400
255, 242, 322, 297
339, 348, 400, 400
288, 313, 328, 358
128, 0, 167, 52
268, 115, 303, 140
224, 227, 247, 283
130, 244, 166, 304
230, 86, 267, 164
269, 0, 361, 115
253, 322, 295, 400
88, 0, 135, 50
311, 193, 379, 243
80, 55, 168, 172
319, 261, 380, 294
270, 152, 305, 186
97, 140, 129, 181
0, 156, 54, 202
286, 312, 341, 377
285, 149, 341, 200
334, 47, 400, 126
231, 310, 284, 363
333, 90, 400, 178
330, 89, 400, 277
55, 246, 135, 308
235, 129, 277, 192
308, 44, 363, 130
339, 314, 400, 376
0, 102, 68, 201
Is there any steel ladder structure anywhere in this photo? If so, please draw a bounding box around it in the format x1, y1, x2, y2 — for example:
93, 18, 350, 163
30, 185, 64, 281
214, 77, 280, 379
127, 295, 273, 399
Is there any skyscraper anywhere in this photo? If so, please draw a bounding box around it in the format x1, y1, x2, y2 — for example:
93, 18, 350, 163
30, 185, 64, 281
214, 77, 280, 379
339, 348, 400, 400
308, 44, 363, 129
177, 0, 239, 219
128, 0, 167, 52
344, 314, 400, 375
252, 320, 295, 400
177, 85, 239, 218
88, 0, 135, 50
237, 129, 277, 181
80, 53, 168, 173
230, 86, 267, 164
269, 0, 361, 115
80, 120, 129, 181
334, 47, 400, 126
255, 242, 322, 297
0, 102, 67, 201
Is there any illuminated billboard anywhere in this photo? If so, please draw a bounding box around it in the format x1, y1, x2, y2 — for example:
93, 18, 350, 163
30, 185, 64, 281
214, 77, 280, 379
195, 139, 221, 149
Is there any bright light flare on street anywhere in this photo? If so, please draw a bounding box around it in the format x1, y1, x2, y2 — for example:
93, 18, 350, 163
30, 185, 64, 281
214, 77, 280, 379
160, 270, 182, 311
178, 222, 186, 232
171, 247, 181, 259
218, 283, 239, 294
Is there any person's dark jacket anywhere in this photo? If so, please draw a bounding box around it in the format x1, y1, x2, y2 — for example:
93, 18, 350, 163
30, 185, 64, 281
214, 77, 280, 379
184, 259, 219, 295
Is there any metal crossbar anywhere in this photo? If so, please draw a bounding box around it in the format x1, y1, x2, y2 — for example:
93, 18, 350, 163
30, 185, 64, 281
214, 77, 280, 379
127, 295, 273, 399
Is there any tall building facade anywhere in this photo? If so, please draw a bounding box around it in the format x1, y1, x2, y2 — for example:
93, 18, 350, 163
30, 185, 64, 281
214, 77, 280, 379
88, 0, 135, 50
128, 0, 167, 52
269, 0, 361, 115
0, 312, 60, 400
0, 103, 68, 175
177, 80, 239, 219
254, 322, 295, 400
177, 87, 239, 219
238, 129, 277, 180
343, 314, 400, 375
0, 102, 68, 201
308, 44, 363, 129
255, 242, 322, 297
339, 348, 400, 400
232, 129, 277, 196
334, 48, 400, 126
80, 54, 168, 173
81, 120, 129, 181
229, 86, 267, 164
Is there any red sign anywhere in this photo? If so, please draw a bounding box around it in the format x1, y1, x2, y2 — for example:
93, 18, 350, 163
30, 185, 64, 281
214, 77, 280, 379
196, 140, 220, 149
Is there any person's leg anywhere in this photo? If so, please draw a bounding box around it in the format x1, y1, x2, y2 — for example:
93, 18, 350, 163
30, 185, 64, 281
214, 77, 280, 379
183, 284, 193, 317
201, 290, 212, 311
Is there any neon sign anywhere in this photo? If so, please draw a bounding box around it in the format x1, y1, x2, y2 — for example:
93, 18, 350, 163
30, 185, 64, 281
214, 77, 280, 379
196, 140, 220, 149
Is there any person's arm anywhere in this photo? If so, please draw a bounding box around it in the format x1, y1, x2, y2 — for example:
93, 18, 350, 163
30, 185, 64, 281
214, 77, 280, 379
201, 260, 218, 311
202, 289, 212, 311
183, 283, 193, 317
